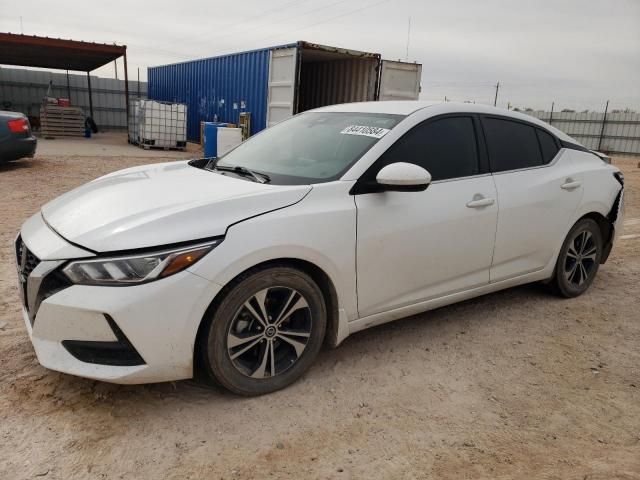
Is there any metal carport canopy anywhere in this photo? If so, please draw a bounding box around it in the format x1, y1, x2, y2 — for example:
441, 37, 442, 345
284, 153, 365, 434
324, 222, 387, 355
0, 32, 129, 124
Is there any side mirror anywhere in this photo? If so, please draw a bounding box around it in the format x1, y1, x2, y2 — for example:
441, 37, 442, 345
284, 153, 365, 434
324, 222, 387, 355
375, 162, 432, 192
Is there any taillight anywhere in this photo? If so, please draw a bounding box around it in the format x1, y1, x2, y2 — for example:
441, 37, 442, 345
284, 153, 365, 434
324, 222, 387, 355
7, 118, 29, 134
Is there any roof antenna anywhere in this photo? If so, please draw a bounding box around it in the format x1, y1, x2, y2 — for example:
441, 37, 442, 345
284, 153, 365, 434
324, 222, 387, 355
405, 16, 412, 62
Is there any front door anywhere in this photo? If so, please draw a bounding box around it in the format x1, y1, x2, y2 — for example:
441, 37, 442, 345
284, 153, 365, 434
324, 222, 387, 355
355, 115, 498, 317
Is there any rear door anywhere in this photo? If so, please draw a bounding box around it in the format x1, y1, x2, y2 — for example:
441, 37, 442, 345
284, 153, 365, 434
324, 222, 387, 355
266, 47, 298, 128
377, 60, 422, 101
483, 116, 584, 282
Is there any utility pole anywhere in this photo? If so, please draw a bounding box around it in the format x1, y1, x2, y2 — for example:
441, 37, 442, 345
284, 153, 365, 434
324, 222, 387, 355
494, 81, 500, 107
549, 101, 555, 125
405, 17, 412, 62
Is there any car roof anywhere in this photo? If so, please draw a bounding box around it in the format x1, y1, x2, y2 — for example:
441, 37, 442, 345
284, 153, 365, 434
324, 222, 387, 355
314, 101, 577, 145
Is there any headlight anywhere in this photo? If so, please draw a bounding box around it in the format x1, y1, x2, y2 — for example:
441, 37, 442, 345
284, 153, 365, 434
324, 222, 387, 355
62, 239, 222, 286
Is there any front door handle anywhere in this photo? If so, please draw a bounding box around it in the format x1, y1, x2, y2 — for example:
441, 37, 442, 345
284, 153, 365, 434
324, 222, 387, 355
466, 196, 495, 208
561, 179, 582, 191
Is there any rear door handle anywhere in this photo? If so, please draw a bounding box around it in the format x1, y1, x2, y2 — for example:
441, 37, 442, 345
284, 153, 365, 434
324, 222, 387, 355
561, 179, 582, 191
466, 196, 495, 208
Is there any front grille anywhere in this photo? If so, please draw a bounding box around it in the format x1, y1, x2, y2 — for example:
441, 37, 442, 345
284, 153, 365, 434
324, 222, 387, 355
16, 236, 41, 279
15, 235, 70, 326
16, 236, 41, 318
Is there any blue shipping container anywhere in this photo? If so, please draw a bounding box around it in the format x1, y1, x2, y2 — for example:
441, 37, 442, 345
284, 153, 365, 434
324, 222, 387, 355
148, 46, 289, 142
148, 42, 422, 143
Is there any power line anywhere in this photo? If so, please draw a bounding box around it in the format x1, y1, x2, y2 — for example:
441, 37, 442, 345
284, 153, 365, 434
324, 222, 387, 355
204, 0, 353, 44
125, 0, 356, 63
170, 0, 316, 48
247, 0, 393, 47
149, 0, 396, 65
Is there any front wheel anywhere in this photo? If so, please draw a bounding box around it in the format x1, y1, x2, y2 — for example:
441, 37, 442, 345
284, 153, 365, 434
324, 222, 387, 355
198, 266, 327, 396
551, 218, 603, 298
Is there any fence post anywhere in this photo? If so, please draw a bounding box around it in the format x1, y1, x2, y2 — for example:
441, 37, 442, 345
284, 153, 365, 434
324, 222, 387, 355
598, 100, 609, 151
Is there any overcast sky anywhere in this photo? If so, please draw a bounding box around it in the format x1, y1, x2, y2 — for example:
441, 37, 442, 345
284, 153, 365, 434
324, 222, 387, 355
2, 0, 639, 111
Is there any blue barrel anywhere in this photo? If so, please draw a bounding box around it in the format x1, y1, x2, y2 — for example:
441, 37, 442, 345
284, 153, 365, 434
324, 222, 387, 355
203, 122, 229, 158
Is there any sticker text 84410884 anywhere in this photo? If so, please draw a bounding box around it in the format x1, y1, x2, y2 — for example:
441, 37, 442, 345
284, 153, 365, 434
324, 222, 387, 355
340, 125, 391, 139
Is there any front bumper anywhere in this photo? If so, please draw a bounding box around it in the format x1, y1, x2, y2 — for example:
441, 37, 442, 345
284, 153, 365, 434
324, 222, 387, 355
16, 218, 222, 384
21, 270, 221, 384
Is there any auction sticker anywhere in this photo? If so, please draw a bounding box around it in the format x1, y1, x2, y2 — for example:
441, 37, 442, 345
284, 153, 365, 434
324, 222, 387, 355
340, 125, 390, 139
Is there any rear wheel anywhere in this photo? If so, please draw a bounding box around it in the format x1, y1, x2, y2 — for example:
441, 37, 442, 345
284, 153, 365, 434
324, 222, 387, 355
552, 218, 603, 298
198, 266, 326, 396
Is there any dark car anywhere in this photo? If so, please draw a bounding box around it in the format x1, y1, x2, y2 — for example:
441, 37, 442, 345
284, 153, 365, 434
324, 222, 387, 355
0, 111, 37, 162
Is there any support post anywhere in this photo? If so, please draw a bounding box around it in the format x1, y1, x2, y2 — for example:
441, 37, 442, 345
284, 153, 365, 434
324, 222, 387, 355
86, 71, 94, 118
65, 70, 71, 103
598, 100, 609, 152
123, 51, 130, 134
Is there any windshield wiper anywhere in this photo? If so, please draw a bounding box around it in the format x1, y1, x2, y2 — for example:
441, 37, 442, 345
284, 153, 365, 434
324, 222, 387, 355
207, 161, 270, 184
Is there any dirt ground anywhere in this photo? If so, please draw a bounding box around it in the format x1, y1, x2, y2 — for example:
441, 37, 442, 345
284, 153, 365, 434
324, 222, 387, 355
1, 142, 639, 479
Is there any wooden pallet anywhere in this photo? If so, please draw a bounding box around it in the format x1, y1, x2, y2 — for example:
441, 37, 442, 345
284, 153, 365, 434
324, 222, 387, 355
140, 144, 186, 152
40, 105, 85, 138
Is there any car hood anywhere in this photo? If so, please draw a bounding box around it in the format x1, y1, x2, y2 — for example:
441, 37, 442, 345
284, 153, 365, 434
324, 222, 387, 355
41, 160, 311, 252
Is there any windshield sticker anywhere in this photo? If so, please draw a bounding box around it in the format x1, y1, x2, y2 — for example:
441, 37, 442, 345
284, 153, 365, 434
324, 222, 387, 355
340, 125, 391, 139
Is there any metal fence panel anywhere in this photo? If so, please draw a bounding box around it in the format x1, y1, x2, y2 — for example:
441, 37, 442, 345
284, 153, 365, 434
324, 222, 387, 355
527, 110, 640, 154
0, 66, 147, 130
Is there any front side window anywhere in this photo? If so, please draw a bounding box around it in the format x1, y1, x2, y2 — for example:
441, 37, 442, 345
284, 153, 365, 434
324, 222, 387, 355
216, 112, 403, 185
483, 117, 543, 172
376, 116, 480, 181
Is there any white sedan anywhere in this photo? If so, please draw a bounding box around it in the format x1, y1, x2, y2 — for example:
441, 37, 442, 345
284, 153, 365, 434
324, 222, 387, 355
16, 102, 624, 395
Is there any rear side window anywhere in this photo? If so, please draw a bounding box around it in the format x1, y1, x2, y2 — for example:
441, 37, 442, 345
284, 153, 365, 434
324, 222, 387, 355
483, 117, 543, 172
536, 129, 560, 164
379, 116, 479, 181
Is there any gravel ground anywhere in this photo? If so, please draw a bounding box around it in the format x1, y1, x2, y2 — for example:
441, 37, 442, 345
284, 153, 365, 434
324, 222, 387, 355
0, 147, 638, 479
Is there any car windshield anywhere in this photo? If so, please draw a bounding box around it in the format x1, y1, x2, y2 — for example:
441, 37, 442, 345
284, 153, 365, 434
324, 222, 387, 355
216, 112, 404, 185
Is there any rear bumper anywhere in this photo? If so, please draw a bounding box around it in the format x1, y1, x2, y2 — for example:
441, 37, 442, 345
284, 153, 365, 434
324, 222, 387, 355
0, 135, 37, 161
602, 186, 624, 263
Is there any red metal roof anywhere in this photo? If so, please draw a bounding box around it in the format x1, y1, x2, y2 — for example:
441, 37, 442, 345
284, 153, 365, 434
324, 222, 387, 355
0, 32, 126, 72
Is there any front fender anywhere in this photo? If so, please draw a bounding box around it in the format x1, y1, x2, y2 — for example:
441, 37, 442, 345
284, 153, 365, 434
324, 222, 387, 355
188, 182, 358, 323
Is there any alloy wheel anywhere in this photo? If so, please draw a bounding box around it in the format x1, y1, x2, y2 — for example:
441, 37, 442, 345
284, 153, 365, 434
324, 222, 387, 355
226, 287, 312, 379
564, 230, 598, 287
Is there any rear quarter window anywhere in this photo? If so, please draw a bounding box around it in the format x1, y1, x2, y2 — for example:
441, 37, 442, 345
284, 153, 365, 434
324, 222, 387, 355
536, 129, 560, 164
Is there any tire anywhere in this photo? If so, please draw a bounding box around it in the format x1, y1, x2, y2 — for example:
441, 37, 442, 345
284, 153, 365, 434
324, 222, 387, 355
551, 218, 603, 298
198, 266, 327, 396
